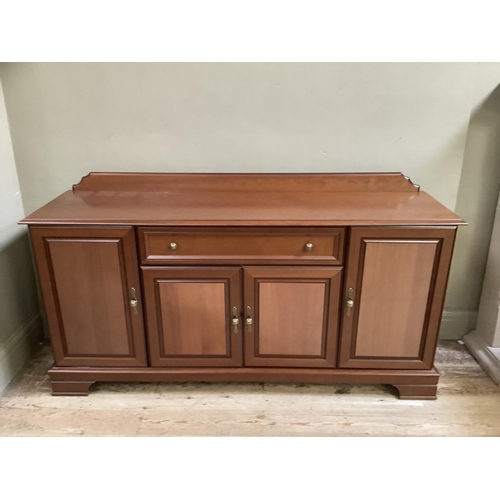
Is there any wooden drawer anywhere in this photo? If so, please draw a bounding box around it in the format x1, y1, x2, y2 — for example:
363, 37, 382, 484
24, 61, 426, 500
138, 227, 345, 265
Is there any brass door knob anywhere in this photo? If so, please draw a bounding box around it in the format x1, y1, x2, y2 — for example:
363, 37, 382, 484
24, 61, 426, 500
170, 242, 178, 250
232, 306, 239, 333
246, 306, 253, 332
346, 288, 355, 316
232, 317, 239, 333
305, 242, 313, 251
130, 288, 139, 316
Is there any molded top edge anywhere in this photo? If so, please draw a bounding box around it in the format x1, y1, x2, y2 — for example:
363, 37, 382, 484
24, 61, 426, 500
72, 171, 421, 193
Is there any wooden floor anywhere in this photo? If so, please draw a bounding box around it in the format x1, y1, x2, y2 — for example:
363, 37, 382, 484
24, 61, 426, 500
0, 340, 499, 436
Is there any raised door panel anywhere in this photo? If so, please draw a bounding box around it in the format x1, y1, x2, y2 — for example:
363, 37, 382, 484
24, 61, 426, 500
243, 267, 342, 368
339, 227, 456, 369
30, 227, 147, 367
142, 267, 242, 367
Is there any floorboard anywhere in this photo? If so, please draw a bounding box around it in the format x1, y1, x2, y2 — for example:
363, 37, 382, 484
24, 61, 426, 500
0, 341, 499, 436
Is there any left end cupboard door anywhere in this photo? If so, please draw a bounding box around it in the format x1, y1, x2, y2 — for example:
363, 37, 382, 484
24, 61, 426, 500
141, 267, 243, 367
30, 226, 148, 367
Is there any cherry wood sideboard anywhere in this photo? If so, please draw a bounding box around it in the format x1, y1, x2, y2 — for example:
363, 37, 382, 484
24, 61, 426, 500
20, 172, 465, 399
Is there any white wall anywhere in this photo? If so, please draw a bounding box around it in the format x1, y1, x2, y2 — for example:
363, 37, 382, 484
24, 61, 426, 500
0, 78, 41, 393
1, 62, 499, 340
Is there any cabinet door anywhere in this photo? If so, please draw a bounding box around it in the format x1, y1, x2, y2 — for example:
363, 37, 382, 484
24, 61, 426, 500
142, 267, 242, 367
339, 227, 456, 369
243, 267, 342, 368
30, 227, 147, 367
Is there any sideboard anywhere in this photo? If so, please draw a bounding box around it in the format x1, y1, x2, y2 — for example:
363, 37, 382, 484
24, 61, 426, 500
20, 172, 465, 399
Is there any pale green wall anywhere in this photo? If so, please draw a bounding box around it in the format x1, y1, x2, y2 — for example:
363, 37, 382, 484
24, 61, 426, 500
0, 63, 474, 213
447, 63, 500, 312
0, 77, 41, 393
0, 62, 499, 340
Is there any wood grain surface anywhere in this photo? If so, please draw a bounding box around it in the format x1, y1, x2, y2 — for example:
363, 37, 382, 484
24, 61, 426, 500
29, 226, 147, 367
72, 172, 421, 193
339, 227, 456, 370
354, 239, 438, 358
20, 173, 464, 226
142, 267, 242, 367
159, 282, 227, 356
48, 238, 131, 356
258, 282, 326, 356
243, 267, 342, 368
138, 227, 344, 265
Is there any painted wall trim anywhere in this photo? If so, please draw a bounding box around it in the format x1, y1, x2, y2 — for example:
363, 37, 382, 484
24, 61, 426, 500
439, 309, 478, 339
463, 330, 500, 385
0, 314, 42, 394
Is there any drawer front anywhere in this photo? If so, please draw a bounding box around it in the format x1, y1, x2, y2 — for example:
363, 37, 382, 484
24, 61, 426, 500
138, 227, 345, 265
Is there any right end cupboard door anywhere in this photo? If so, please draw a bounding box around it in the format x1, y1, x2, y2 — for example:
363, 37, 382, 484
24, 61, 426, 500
339, 227, 456, 370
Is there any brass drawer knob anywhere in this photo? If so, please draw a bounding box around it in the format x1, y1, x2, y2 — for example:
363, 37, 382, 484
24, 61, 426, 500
169, 242, 178, 250
305, 242, 313, 251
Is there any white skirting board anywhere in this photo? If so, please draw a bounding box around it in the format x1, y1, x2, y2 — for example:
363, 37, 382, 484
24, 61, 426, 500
0, 314, 42, 394
463, 330, 500, 386
439, 309, 478, 339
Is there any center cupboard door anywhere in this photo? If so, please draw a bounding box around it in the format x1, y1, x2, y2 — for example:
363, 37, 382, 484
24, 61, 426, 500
243, 267, 342, 368
142, 267, 242, 367
338, 227, 456, 370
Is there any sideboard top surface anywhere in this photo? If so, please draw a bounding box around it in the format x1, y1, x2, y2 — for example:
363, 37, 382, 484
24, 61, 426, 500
20, 172, 465, 226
